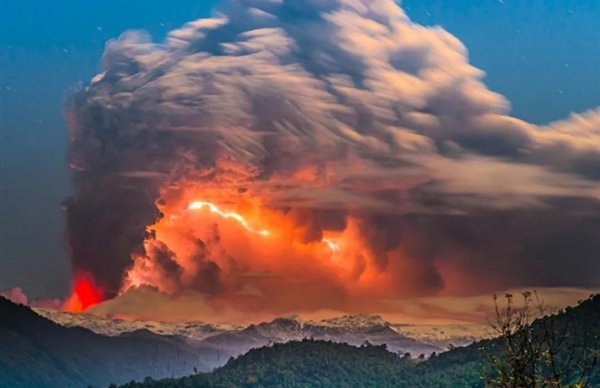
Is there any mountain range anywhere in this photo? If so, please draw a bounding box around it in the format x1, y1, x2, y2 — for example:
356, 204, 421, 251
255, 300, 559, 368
2, 298, 454, 387
35, 308, 486, 357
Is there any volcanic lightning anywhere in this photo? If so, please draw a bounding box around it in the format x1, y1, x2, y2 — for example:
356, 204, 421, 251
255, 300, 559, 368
323, 238, 340, 257
188, 201, 270, 236
187, 200, 340, 258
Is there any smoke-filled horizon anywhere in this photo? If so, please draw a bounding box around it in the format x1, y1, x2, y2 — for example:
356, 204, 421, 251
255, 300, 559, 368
63, 0, 600, 317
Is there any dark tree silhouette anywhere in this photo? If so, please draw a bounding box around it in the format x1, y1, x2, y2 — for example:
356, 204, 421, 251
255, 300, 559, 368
485, 291, 598, 387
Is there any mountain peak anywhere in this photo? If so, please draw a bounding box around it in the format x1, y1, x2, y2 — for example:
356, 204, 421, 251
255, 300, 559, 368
316, 314, 389, 329
276, 314, 302, 323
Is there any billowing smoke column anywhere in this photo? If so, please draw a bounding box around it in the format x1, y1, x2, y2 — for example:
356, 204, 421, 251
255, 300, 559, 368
66, 0, 600, 310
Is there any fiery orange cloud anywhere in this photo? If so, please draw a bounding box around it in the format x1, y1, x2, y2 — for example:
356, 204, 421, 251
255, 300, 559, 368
114, 174, 468, 323
119, 183, 400, 315
186, 201, 341, 254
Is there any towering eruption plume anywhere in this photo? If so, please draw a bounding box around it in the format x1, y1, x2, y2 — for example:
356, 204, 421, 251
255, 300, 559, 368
65, 0, 600, 313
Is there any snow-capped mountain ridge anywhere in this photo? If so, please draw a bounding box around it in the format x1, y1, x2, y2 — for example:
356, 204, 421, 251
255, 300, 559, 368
34, 309, 487, 356
33, 308, 242, 340
35, 309, 393, 339
313, 314, 389, 330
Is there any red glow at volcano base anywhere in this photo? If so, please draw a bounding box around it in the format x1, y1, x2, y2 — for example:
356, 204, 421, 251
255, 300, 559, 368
63, 273, 104, 312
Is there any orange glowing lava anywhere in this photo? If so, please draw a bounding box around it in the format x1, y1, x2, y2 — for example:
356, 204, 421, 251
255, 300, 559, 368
63, 273, 103, 312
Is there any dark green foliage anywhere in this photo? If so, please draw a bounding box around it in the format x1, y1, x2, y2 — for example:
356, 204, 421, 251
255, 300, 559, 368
122, 340, 415, 387
121, 339, 490, 387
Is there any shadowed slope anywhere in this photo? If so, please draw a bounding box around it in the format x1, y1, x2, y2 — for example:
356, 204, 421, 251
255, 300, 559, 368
0, 297, 230, 388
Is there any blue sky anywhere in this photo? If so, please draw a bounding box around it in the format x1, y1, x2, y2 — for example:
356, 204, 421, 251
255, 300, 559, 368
1, 0, 599, 299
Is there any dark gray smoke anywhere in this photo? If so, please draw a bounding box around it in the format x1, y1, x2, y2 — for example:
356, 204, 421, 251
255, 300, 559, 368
66, 0, 600, 298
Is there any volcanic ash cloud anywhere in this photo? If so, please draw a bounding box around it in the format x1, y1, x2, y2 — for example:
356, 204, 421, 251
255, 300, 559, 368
65, 0, 600, 314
